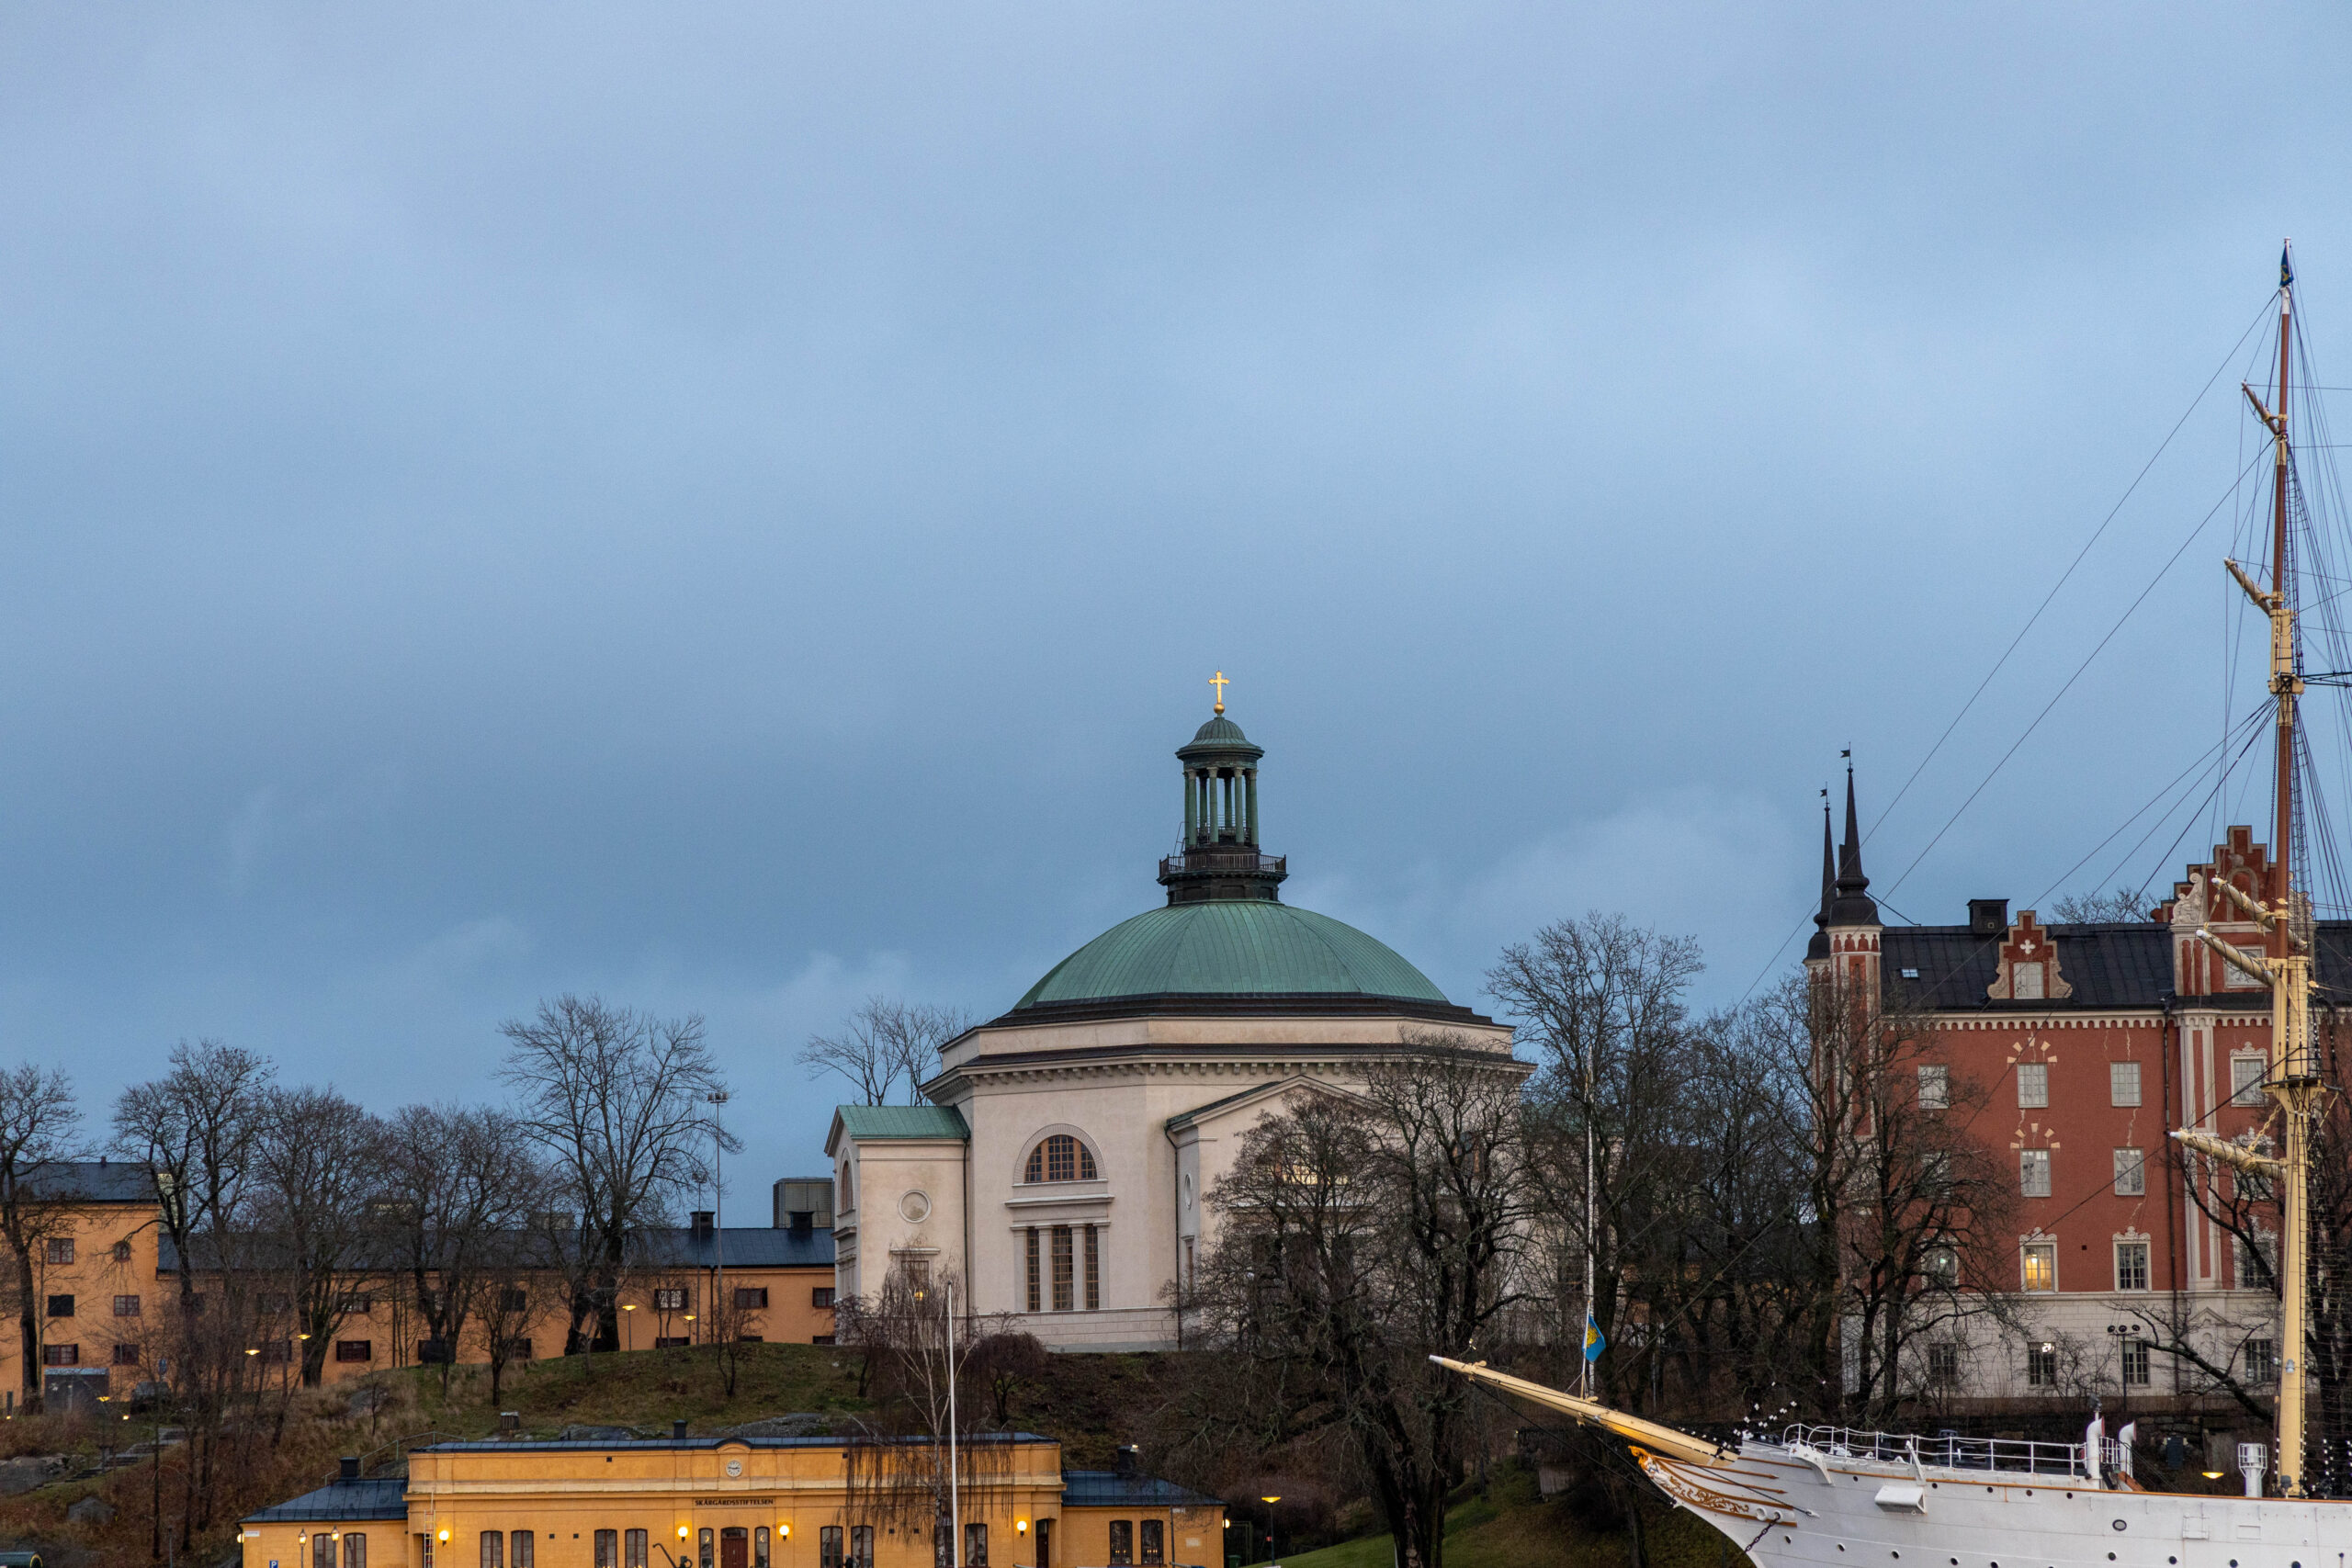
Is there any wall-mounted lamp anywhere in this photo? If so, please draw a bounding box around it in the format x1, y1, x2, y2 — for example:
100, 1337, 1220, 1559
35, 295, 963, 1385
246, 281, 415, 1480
1015, 1520, 1028, 1536
677, 1525, 690, 1540
438, 1529, 452, 1543
778, 1524, 790, 1540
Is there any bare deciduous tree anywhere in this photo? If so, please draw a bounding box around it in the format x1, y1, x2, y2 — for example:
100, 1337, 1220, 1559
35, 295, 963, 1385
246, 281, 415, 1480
0, 1064, 84, 1415
2050, 887, 2153, 923
112, 1039, 276, 1552
1189, 1044, 1529, 1568
377, 1102, 547, 1396
499, 995, 736, 1353
800, 998, 975, 1107
251, 1085, 388, 1387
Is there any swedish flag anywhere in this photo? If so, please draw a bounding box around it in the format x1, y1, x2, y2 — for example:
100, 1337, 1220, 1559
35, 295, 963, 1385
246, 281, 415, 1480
1583, 1314, 1606, 1363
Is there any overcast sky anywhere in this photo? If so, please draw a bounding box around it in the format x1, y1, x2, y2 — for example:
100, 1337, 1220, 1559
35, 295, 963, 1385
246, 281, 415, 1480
2, 5, 2348, 1197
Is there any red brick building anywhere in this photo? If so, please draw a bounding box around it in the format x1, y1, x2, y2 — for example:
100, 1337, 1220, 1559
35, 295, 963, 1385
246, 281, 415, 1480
1811, 772, 2304, 1410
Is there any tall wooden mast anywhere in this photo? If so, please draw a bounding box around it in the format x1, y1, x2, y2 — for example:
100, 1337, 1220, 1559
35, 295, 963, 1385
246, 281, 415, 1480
2185, 244, 2314, 1496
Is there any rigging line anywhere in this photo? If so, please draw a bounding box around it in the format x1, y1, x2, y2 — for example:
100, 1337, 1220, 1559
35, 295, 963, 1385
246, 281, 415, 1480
2129, 721, 2273, 910
1883, 444, 2275, 901
2025, 707, 2269, 908
2120, 715, 2276, 908
1860, 297, 2278, 853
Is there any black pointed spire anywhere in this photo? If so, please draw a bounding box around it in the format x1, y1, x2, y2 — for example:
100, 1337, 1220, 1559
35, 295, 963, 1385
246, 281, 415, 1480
1806, 791, 1834, 960
1829, 757, 1881, 925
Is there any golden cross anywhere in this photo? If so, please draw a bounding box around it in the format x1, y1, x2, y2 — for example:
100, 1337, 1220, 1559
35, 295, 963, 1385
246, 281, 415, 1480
1210, 671, 1230, 714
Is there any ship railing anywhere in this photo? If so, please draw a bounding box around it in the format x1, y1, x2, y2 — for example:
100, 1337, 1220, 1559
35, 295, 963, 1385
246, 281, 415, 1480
1780, 1425, 2093, 1479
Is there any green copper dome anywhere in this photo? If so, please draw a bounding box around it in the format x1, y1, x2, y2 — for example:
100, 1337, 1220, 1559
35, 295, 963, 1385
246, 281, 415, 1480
1014, 900, 1450, 1010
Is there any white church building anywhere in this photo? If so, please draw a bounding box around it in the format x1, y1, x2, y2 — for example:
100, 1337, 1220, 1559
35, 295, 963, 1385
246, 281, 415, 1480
825, 700, 1520, 1349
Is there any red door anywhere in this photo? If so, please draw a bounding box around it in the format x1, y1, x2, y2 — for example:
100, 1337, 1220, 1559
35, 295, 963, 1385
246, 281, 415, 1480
720, 1529, 749, 1568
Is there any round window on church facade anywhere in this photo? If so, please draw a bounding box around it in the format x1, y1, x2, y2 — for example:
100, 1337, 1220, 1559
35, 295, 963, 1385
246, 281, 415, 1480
1023, 1134, 1099, 1183
899, 1190, 932, 1224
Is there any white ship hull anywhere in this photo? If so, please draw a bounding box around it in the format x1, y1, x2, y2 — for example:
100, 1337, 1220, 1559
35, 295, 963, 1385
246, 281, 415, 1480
1643, 1442, 2352, 1568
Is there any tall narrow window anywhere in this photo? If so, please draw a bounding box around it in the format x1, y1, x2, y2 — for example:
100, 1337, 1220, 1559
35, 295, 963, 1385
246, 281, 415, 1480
820, 1528, 842, 1568
626, 1530, 648, 1568
2232, 1055, 2267, 1107
2115, 1240, 2150, 1292
2110, 1061, 2143, 1107
1140, 1520, 1164, 1564
1108, 1521, 1135, 1565
1083, 1225, 1101, 1310
1024, 1227, 1041, 1314
2018, 1148, 2052, 1198
345, 1536, 368, 1568
754, 1528, 771, 1568
964, 1523, 988, 1566
595, 1532, 617, 1568
697, 1528, 712, 1568
2021, 1241, 2057, 1292
2025, 1342, 2058, 1386
850, 1525, 874, 1568
513, 1531, 534, 1568
2120, 1338, 2151, 1386
481, 1533, 504, 1568
318, 1536, 339, 1568
2016, 1063, 2049, 1109
1917, 1066, 1949, 1110
1051, 1225, 1075, 1312
2113, 1148, 2146, 1196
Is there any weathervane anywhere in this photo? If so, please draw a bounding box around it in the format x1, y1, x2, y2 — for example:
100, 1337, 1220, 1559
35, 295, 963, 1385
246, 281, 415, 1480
1210, 671, 1230, 714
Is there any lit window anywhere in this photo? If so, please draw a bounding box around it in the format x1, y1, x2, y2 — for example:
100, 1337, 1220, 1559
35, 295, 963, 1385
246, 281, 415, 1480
2021, 1242, 2056, 1292
1024, 1134, 1100, 1184
2110, 1061, 2143, 1107
2231, 1055, 2267, 1108
1917, 1066, 1948, 1110
2019, 1149, 2052, 1198
2113, 1148, 2145, 1196
2114, 1241, 2150, 1292
2017, 1063, 2049, 1109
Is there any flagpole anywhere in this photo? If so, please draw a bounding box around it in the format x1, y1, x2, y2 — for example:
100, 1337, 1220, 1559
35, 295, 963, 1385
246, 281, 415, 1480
1583, 1037, 1597, 1399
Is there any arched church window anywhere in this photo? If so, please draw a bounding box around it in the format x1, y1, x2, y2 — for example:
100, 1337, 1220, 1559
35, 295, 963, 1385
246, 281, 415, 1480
1023, 1134, 1099, 1184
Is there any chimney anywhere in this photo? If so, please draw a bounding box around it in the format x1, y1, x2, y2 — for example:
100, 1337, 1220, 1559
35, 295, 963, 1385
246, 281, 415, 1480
338, 1456, 360, 1482
1114, 1444, 1140, 1477
1969, 898, 2009, 936
673, 1418, 690, 1440
690, 1211, 715, 1241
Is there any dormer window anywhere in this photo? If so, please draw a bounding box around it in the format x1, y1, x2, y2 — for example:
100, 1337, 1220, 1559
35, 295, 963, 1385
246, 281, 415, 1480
1024, 1134, 1100, 1183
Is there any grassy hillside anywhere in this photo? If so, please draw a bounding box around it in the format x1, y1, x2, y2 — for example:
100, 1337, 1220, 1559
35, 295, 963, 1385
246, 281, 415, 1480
1239, 1462, 1736, 1568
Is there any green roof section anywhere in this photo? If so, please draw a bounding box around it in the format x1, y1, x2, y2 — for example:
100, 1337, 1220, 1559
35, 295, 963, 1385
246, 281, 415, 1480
832, 1105, 970, 1142
1015, 900, 1449, 1009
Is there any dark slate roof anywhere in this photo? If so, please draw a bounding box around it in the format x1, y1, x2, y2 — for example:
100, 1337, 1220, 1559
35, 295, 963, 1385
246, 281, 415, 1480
1881, 919, 2352, 1011
4, 1160, 155, 1204
243, 1475, 409, 1524
639, 1225, 833, 1269
1060, 1470, 1222, 1508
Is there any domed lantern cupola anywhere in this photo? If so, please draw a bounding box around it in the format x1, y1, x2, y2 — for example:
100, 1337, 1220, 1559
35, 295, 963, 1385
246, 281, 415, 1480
1159, 672, 1287, 905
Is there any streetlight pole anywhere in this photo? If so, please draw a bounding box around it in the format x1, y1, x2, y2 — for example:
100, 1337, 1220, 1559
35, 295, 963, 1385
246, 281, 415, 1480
947, 1277, 960, 1568
708, 1091, 729, 1344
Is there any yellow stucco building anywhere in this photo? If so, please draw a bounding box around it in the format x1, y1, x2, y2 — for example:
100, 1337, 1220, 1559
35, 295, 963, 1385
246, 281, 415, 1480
241, 1434, 1225, 1568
